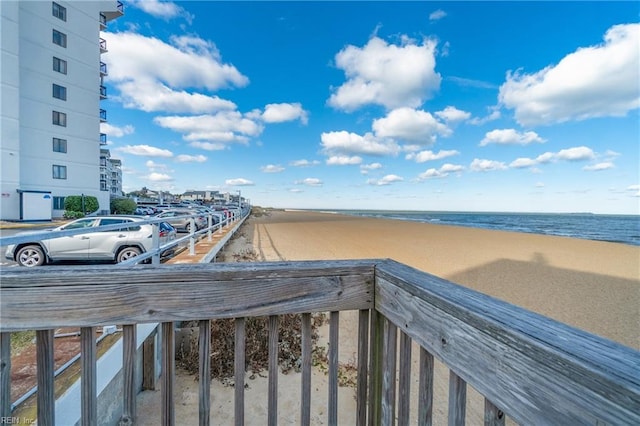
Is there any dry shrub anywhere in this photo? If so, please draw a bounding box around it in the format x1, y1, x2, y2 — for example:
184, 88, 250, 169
176, 314, 326, 385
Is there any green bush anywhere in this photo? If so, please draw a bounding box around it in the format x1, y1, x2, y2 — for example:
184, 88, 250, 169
111, 198, 137, 214
64, 195, 99, 214
63, 210, 85, 219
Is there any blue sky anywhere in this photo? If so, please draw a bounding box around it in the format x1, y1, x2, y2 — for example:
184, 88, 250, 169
101, 1, 640, 214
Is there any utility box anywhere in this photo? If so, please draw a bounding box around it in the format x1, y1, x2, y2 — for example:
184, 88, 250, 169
19, 190, 52, 221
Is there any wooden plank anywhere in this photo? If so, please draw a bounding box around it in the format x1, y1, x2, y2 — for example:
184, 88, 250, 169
418, 348, 434, 426
1, 332, 11, 418
328, 311, 339, 426
301, 313, 312, 426
36, 329, 55, 426
80, 327, 97, 426
375, 259, 640, 425
381, 317, 397, 426
122, 324, 137, 425
142, 331, 156, 390
368, 310, 383, 426
448, 371, 466, 426
235, 318, 246, 426
356, 309, 369, 426
398, 331, 412, 426
268, 315, 278, 426
484, 398, 505, 426
199, 319, 211, 426
162, 322, 175, 426
0, 261, 376, 331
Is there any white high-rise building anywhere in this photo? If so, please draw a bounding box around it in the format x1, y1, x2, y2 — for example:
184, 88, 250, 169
0, 1, 123, 220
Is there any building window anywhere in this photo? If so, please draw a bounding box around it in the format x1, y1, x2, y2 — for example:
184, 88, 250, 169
52, 165, 67, 179
53, 196, 65, 210
53, 137, 67, 153
52, 2, 66, 21
52, 29, 66, 48
52, 84, 66, 100
52, 111, 67, 127
53, 57, 67, 74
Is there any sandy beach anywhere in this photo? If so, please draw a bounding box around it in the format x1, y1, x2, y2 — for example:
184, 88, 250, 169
137, 210, 639, 425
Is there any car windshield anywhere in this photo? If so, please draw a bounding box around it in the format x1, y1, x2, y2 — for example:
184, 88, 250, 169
61, 219, 95, 230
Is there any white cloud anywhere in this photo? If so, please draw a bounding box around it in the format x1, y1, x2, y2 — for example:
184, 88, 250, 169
470, 159, 507, 172
372, 107, 452, 144
555, 146, 595, 161
499, 23, 640, 126
480, 129, 545, 146
145, 160, 171, 172
295, 178, 323, 187
328, 36, 441, 111
406, 149, 459, 163
367, 174, 404, 186
129, 0, 193, 22
154, 112, 262, 144
261, 164, 285, 173
469, 107, 501, 125
175, 154, 207, 163
435, 106, 471, 123
509, 157, 538, 169
117, 144, 173, 157
102, 32, 247, 113
429, 9, 447, 21
360, 163, 383, 175
627, 184, 640, 196
535, 182, 545, 188
189, 141, 227, 151
583, 162, 614, 171
147, 172, 173, 182
418, 163, 464, 180
290, 159, 320, 167
100, 123, 134, 137
326, 155, 363, 165
260, 103, 309, 125
321, 131, 399, 156
226, 178, 254, 186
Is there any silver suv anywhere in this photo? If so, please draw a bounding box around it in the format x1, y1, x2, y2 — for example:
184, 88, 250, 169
5, 216, 177, 267
152, 208, 207, 233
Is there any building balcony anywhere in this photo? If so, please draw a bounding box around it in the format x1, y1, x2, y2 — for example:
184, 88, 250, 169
100, 38, 108, 53
102, 1, 124, 23
100, 61, 108, 76
100, 133, 107, 145
100, 109, 107, 122
100, 85, 107, 100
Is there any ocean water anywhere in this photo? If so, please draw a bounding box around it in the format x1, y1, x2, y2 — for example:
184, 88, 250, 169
322, 210, 640, 246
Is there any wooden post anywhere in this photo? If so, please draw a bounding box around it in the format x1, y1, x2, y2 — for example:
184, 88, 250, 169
199, 320, 211, 426
418, 348, 434, 426
328, 311, 339, 425
368, 310, 383, 426
122, 324, 137, 425
301, 313, 312, 426
0, 332, 11, 418
356, 309, 370, 426
381, 318, 397, 426
162, 322, 175, 426
80, 327, 97, 426
142, 331, 157, 391
397, 331, 412, 426
448, 371, 467, 426
36, 329, 55, 426
235, 318, 246, 426
484, 399, 505, 426
268, 315, 279, 426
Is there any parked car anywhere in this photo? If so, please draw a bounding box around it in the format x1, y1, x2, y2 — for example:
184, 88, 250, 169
152, 208, 207, 233
5, 216, 177, 267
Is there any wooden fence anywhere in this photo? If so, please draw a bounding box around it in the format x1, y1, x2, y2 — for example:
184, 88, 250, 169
1, 260, 638, 425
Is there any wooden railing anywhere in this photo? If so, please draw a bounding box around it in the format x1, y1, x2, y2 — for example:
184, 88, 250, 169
1, 260, 638, 425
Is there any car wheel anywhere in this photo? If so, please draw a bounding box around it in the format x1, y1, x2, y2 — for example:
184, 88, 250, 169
16, 245, 46, 267
186, 222, 193, 233
117, 246, 141, 263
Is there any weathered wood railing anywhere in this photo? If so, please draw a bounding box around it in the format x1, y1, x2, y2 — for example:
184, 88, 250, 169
1, 260, 638, 425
